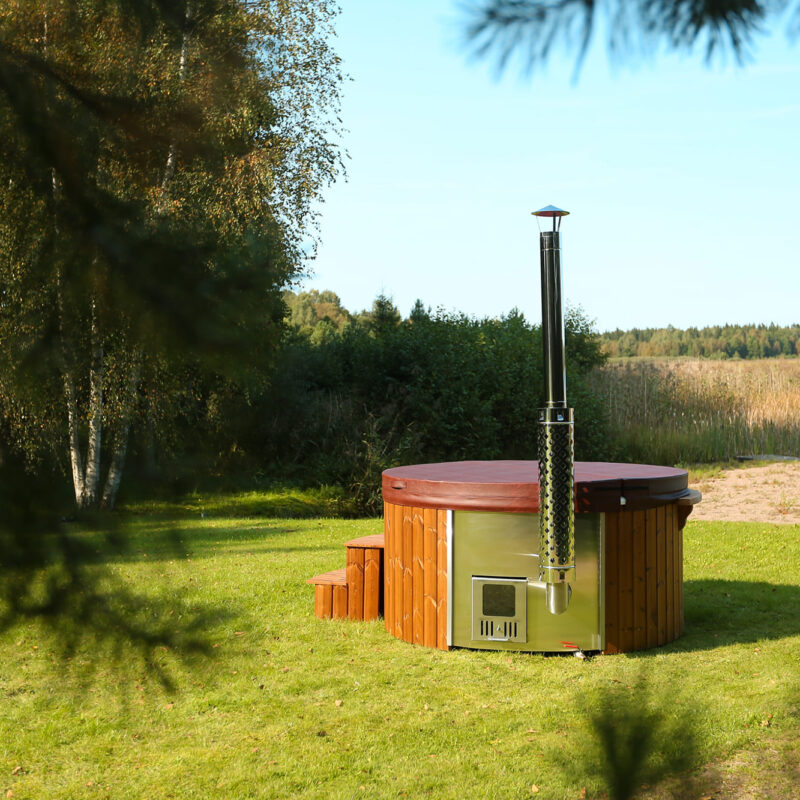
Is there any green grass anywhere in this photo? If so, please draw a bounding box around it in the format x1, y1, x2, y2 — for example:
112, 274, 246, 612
2, 512, 799, 799
118, 483, 360, 519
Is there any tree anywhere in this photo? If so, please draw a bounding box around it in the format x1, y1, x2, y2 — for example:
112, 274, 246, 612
0, 1, 344, 509
409, 298, 431, 323
465, 0, 798, 74
284, 289, 353, 335
357, 292, 402, 337
0, 0, 343, 671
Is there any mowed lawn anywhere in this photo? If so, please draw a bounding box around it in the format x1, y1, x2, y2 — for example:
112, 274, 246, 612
2, 511, 799, 799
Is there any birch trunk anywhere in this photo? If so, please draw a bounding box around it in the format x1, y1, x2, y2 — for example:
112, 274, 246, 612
160, 2, 193, 200
82, 300, 104, 506
99, 5, 190, 508
63, 368, 85, 506
55, 256, 87, 507
100, 359, 140, 510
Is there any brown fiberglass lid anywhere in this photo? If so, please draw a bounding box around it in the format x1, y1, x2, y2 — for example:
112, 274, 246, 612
382, 461, 691, 513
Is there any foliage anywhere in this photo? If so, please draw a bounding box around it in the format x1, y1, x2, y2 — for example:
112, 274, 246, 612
284, 289, 353, 339
599, 323, 800, 359
464, 0, 798, 76
0, 0, 344, 510
2, 511, 799, 798
247, 300, 609, 514
0, 0, 343, 663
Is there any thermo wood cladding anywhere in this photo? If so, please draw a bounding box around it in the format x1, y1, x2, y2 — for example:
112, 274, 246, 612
312, 458, 696, 650
382, 462, 698, 653
344, 536, 384, 622
309, 536, 384, 622
382, 498, 687, 654
309, 568, 347, 620
603, 506, 684, 654
383, 501, 449, 650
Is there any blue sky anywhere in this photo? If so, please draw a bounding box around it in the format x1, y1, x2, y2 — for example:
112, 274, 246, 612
304, 1, 800, 332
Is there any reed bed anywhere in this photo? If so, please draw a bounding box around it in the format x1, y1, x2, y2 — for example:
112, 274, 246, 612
589, 358, 800, 464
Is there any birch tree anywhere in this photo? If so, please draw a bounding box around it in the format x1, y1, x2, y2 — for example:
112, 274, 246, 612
0, 0, 344, 509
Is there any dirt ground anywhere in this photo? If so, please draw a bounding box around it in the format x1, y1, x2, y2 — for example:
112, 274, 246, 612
689, 462, 800, 524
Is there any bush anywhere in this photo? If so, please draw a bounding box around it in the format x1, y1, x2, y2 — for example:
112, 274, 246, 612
248, 305, 610, 514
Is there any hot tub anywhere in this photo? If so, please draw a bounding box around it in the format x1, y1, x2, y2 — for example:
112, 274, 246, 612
381, 460, 700, 654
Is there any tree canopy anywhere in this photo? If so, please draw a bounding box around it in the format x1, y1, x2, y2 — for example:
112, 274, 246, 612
0, 0, 344, 670
599, 323, 800, 358
0, 0, 344, 508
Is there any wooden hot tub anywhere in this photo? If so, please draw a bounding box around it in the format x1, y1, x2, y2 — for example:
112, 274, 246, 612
381, 461, 700, 654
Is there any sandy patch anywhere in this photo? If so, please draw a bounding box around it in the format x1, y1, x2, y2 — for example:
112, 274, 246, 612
689, 462, 800, 524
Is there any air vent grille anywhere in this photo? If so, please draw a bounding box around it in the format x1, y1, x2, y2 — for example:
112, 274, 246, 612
471, 577, 527, 643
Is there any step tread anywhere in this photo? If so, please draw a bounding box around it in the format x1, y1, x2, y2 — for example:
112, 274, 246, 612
344, 534, 385, 549
307, 568, 347, 586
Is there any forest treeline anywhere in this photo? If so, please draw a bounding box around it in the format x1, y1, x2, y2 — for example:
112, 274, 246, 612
181, 290, 610, 513
599, 324, 800, 359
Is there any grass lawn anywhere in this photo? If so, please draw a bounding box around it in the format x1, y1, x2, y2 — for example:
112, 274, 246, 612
2, 508, 799, 799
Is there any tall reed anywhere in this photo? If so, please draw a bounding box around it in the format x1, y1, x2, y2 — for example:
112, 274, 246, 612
589, 358, 800, 464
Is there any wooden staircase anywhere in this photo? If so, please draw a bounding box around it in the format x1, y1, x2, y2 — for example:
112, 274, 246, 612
307, 534, 385, 621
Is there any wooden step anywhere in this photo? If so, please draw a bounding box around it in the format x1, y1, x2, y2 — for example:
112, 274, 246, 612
307, 534, 386, 623
307, 568, 347, 619
345, 539, 384, 622
344, 534, 385, 549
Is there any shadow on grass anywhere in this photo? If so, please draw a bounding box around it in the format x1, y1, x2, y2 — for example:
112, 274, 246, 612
119, 487, 362, 520
67, 518, 337, 564
1, 480, 235, 691
555, 673, 699, 800
674, 579, 800, 651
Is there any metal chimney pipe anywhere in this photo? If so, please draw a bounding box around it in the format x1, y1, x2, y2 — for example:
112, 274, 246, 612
533, 206, 575, 615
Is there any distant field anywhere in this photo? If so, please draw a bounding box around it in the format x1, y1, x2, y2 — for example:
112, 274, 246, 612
589, 358, 800, 465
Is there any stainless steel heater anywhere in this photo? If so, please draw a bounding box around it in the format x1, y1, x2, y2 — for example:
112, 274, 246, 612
533, 205, 575, 616
449, 206, 604, 653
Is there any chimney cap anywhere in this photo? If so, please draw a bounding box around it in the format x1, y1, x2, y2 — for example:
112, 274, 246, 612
532, 204, 569, 218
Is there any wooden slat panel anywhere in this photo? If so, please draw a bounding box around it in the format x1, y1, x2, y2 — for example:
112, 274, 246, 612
384, 502, 393, 633
632, 510, 647, 651
436, 508, 448, 650
319, 584, 333, 619
423, 508, 438, 648
656, 505, 667, 645
670, 504, 682, 638
393, 502, 404, 639
314, 585, 326, 619
619, 511, 634, 652
332, 584, 348, 619
604, 512, 619, 654
347, 546, 365, 620
364, 548, 381, 621
677, 522, 684, 634
402, 505, 414, 642
412, 507, 424, 645
379, 541, 385, 618
645, 508, 658, 649
665, 504, 675, 642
